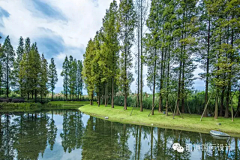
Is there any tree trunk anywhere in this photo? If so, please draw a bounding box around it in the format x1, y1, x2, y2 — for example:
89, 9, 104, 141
214, 93, 218, 119
98, 93, 100, 107
35, 89, 37, 103
204, 18, 211, 117
220, 88, 225, 116
181, 60, 185, 113
140, 0, 143, 112
111, 77, 114, 108
6, 54, 9, 98
137, 10, 140, 109
90, 91, 93, 105
159, 47, 164, 113
152, 48, 157, 115
52, 89, 53, 101
166, 46, 170, 116
174, 59, 182, 118
105, 83, 108, 107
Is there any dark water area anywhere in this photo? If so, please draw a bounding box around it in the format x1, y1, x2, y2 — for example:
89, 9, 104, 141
0, 110, 239, 160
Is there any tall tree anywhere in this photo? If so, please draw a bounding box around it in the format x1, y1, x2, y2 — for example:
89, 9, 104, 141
39, 54, 48, 102
28, 43, 41, 101
77, 60, 83, 100
48, 58, 58, 100
61, 56, 70, 100
101, 0, 119, 108
145, 0, 161, 115
118, 0, 136, 110
69, 56, 77, 100
82, 39, 95, 105
136, 0, 148, 112
23, 37, 31, 99
12, 37, 24, 93
1, 36, 15, 97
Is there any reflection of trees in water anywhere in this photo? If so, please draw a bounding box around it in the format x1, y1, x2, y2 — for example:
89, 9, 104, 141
81, 116, 240, 160
0, 114, 15, 159
48, 110, 57, 150
60, 110, 84, 153
0, 112, 58, 159
81, 117, 132, 160
0, 111, 240, 160
13, 113, 49, 159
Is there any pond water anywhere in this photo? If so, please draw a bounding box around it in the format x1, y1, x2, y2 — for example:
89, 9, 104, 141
0, 109, 239, 160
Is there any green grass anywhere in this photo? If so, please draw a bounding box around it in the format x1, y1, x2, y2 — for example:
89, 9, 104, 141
49, 101, 89, 109
0, 101, 89, 112
79, 102, 240, 136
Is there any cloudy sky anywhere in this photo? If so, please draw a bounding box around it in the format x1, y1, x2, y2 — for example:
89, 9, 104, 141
0, 0, 204, 94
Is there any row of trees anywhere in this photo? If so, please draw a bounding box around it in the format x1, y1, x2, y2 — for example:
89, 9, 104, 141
61, 55, 83, 100
0, 36, 58, 101
82, 0, 240, 119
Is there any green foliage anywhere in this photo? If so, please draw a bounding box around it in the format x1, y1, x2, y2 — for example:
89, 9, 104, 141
1, 36, 15, 97
61, 56, 70, 100
48, 58, 58, 100
76, 60, 83, 99
12, 36, 24, 92
118, 0, 137, 109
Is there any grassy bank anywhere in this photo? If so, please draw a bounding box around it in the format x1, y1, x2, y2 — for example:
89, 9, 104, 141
79, 102, 240, 136
0, 101, 88, 112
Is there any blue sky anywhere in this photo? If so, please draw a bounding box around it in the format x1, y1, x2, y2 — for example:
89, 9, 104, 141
0, 0, 205, 94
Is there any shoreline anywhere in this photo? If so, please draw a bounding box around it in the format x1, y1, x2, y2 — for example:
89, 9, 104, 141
79, 103, 240, 137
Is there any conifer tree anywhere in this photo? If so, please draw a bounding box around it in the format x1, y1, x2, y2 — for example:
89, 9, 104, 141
82, 39, 95, 105
1, 36, 15, 97
118, 0, 136, 110
61, 56, 70, 100
39, 54, 48, 102
12, 37, 24, 93
69, 56, 77, 100
77, 60, 83, 100
101, 0, 119, 108
48, 58, 58, 100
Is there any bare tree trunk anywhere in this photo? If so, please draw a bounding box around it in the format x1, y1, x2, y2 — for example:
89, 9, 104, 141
98, 93, 100, 107
214, 93, 218, 119
140, 0, 143, 112
174, 59, 182, 118
152, 47, 157, 115
204, 18, 211, 117
220, 88, 225, 116
111, 77, 114, 108
159, 47, 164, 113
165, 44, 170, 116
181, 60, 185, 113
105, 83, 108, 107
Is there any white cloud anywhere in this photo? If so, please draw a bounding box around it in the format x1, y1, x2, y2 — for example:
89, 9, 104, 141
0, 0, 119, 93
0, 0, 204, 94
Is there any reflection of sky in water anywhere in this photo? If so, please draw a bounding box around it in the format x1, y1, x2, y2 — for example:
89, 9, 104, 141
38, 113, 89, 160
1, 111, 239, 160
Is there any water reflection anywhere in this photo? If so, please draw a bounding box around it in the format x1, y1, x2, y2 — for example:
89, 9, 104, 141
0, 110, 239, 160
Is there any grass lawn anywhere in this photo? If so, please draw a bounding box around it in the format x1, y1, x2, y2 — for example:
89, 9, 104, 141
0, 101, 89, 112
48, 101, 90, 109
79, 102, 240, 136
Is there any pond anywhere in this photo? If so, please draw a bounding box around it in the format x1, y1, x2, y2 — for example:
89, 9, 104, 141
0, 109, 239, 160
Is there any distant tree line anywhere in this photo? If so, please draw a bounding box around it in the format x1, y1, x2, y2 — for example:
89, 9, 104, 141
82, 0, 240, 119
0, 36, 58, 101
